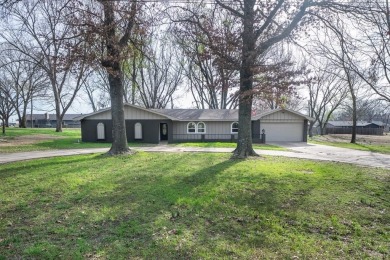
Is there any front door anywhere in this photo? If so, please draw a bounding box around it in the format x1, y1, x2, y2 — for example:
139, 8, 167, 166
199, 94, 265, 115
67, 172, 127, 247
160, 123, 168, 141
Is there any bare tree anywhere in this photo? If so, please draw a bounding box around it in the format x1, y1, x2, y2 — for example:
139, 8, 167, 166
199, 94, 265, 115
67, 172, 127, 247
136, 36, 183, 109
306, 64, 347, 136
345, 0, 390, 102
82, 68, 111, 112
253, 45, 307, 110
0, 85, 15, 134
174, 0, 337, 158
75, 0, 143, 155
314, 15, 368, 143
173, 10, 240, 109
0, 50, 48, 128
1, 0, 89, 132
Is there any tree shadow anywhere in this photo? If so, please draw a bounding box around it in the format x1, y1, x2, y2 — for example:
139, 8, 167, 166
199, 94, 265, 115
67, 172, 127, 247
2, 153, 387, 258
0, 154, 103, 180
21, 156, 242, 258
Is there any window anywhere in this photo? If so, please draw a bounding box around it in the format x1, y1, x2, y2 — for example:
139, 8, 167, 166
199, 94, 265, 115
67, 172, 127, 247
97, 122, 105, 140
162, 124, 167, 135
197, 122, 206, 133
187, 122, 196, 133
231, 122, 239, 133
134, 122, 142, 139
187, 122, 207, 133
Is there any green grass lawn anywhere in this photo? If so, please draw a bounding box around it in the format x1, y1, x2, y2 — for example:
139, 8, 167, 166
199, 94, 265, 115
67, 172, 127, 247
0, 128, 285, 153
1, 127, 80, 138
309, 136, 390, 154
174, 142, 286, 150
0, 128, 110, 153
0, 128, 157, 153
0, 153, 388, 259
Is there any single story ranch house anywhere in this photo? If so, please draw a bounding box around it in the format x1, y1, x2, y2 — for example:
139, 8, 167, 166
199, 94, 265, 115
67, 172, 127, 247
76, 104, 312, 144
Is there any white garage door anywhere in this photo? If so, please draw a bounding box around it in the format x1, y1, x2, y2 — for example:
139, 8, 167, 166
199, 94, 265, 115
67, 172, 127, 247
261, 122, 303, 142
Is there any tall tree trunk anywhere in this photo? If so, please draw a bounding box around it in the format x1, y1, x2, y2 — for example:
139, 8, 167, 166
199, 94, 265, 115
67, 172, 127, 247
351, 93, 357, 143
232, 0, 258, 158
107, 70, 130, 155
16, 110, 25, 128
2, 119, 5, 135
101, 1, 131, 155
233, 60, 258, 158
233, 92, 257, 158
321, 128, 325, 135
308, 121, 314, 137
55, 104, 62, 132
132, 54, 137, 105
20, 114, 26, 128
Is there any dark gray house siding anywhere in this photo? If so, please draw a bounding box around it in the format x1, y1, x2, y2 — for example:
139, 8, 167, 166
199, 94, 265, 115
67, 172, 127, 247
81, 119, 113, 142
78, 105, 313, 143
126, 120, 172, 143
81, 119, 172, 144
252, 120, 262, 143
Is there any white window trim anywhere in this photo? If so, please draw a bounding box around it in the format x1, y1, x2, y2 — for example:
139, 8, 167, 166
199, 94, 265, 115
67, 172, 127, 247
197, 122, 206, 133
97, 122, 105, 140
231, 122, 239, 134
187, 122, 207, 134
187, 122, 197, 134
134, 122, 142, 139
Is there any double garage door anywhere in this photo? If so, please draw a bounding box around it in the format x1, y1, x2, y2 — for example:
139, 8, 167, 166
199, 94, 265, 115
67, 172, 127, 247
261, 122, 303, 142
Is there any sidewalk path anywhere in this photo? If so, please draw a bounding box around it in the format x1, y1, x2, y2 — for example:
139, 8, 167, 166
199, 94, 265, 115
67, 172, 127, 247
0, 144, 389, 169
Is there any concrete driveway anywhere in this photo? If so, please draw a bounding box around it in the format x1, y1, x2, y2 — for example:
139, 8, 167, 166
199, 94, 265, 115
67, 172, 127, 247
0, 143, 389, 169
268, 142, 390, 169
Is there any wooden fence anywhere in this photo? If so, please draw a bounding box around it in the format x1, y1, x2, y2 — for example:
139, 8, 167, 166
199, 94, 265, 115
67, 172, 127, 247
325, 127, 383, 135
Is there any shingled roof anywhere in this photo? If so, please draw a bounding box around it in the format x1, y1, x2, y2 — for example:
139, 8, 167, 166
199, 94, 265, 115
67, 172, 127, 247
76, 104, 313, 121
327, 121, 385, 127
151, 109, 240, 121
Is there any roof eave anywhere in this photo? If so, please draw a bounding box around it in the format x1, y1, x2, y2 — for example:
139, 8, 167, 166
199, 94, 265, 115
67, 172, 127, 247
125, 104, 176, 120
75, 104, 176, 121
253, 108, 314, 121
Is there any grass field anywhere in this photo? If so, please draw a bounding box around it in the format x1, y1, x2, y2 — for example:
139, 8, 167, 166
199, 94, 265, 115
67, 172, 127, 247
0, 128, 284, 153
309, 134, 390, 154
0, 152, 388, 259
0, 128, 110, 153
174, 142, 286, 150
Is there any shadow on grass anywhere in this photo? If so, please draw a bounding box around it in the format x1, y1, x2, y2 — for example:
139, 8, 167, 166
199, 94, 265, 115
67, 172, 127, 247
1, 155, 311, 258
56, 157, 305, 257
2, 153, 387, 258
76, 158, 243, 257
34, 139, 152, 150
88, 158, 319, 258
0, 154, 104, 180
34, 139, 111, 149
1, 156, 242, 258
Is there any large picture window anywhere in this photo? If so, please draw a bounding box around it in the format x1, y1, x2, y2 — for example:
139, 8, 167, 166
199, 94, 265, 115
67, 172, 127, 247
231, 122, 239, 133
187, 122, 196, 133
97, 122, 105, 140
197, 122, 206, 133
187, 122, 207, 133
134, 122, 142, 139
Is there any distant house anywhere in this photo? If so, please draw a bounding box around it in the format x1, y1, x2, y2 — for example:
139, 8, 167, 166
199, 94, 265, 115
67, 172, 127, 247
384, 123, 390, 133
76, 104, 313, 144
326, 121, 384, 135
25, 113, 82, 128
